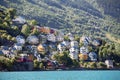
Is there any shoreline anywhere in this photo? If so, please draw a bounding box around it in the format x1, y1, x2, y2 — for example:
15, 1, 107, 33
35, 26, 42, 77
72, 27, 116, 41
1, 68, 120, 72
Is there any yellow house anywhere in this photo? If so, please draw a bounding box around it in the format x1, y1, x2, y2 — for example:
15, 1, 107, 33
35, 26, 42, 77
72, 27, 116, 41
37, 44, 45, 52
79, 53, 88, 61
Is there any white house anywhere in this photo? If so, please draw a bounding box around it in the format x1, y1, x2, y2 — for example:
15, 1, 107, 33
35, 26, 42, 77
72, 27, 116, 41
39, 35, 47, 43
37, 54, 41, 62
70, 41, 79, 48
69, 47, 79, 54
12, 16, 26, 24
16, 35, 25, 45
88, 52, 97, 61
57, 43, 66, 53
92, 39, 101, 46
2, 50, 10, 55
47, 34, 56, 42
80, 46, 89, 54
26, 35, 39, 45
67, 33, 74, 41
69, 47, 79, 60
14, 43, 23, 51
61, 41, 70, 48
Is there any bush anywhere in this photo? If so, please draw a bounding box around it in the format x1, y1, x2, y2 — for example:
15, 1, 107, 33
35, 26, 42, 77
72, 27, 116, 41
88, 62, 97, 69
97, 62, 107, 68
33, 59, 39, 69
39, 62, 44, 69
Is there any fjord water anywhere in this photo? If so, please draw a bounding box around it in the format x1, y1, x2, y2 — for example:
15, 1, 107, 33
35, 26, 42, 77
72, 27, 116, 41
0, 71, 119, 80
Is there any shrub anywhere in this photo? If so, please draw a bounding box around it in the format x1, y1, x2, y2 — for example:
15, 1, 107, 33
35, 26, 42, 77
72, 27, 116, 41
97, 62, 107, 68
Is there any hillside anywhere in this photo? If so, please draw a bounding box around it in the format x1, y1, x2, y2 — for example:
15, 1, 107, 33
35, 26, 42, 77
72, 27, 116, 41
0, 0, 120, 40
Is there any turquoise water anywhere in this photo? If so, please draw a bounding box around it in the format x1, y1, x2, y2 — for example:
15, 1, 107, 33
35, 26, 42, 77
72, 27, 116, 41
0, 71, 120, 80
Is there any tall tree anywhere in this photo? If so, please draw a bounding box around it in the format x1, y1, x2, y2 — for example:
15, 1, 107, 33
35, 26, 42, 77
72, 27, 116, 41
21, 24, 30, 37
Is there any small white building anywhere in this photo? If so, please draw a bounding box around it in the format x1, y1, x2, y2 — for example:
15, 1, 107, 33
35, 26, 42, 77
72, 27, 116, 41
19, 53, 28, 59
80, 46, 89, 54
37, 54, 41, 62
69, 47, 79, 60
80, 36, 92, 46
16, 35, 25, 45
27, 35, 39, 45
105, 60, 113, 68
14, 43, 23, 51
47, 34, 56, 42
89, 52, 97, 61
70, 41, 79, 48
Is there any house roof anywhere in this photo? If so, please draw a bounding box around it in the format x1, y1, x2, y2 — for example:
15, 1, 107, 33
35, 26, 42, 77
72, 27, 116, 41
13, 16, 26, 24
14, 43, 22, 46
27, 35, 39, 44
0, 50, 3, 54
89, 52, 97, 61
47, 34, 56, 42
80, 46, 88, 54
16, 35, 25, 44
62, 41, 70, 46
92, 39, 101, 46
37, 44, 45, 52
58, 43, 65, 47
19, 54, 28, 57
1, 46, 9, 50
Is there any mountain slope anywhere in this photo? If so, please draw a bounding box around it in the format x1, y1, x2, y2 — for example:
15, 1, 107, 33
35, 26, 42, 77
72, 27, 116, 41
0, 0, 120, 39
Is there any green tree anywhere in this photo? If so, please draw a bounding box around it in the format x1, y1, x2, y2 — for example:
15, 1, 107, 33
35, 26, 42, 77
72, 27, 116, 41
64, 36, 69, 41
33, 60, 39, 69
39, 62, 44, 69
7, 8, 16, 19
97, 62, 107, 68
31, 27, 39, 35
3, 22, 9, 28
11, 37, 16, 42
79, 42, 84, 47
72, 59, 79, 67
89, 62, 97, 69
21, 24, 30, 37
74, 35, 80, 42
53, 51, 73, 66
7, 35, 12, 40
29, 20, 37, 26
